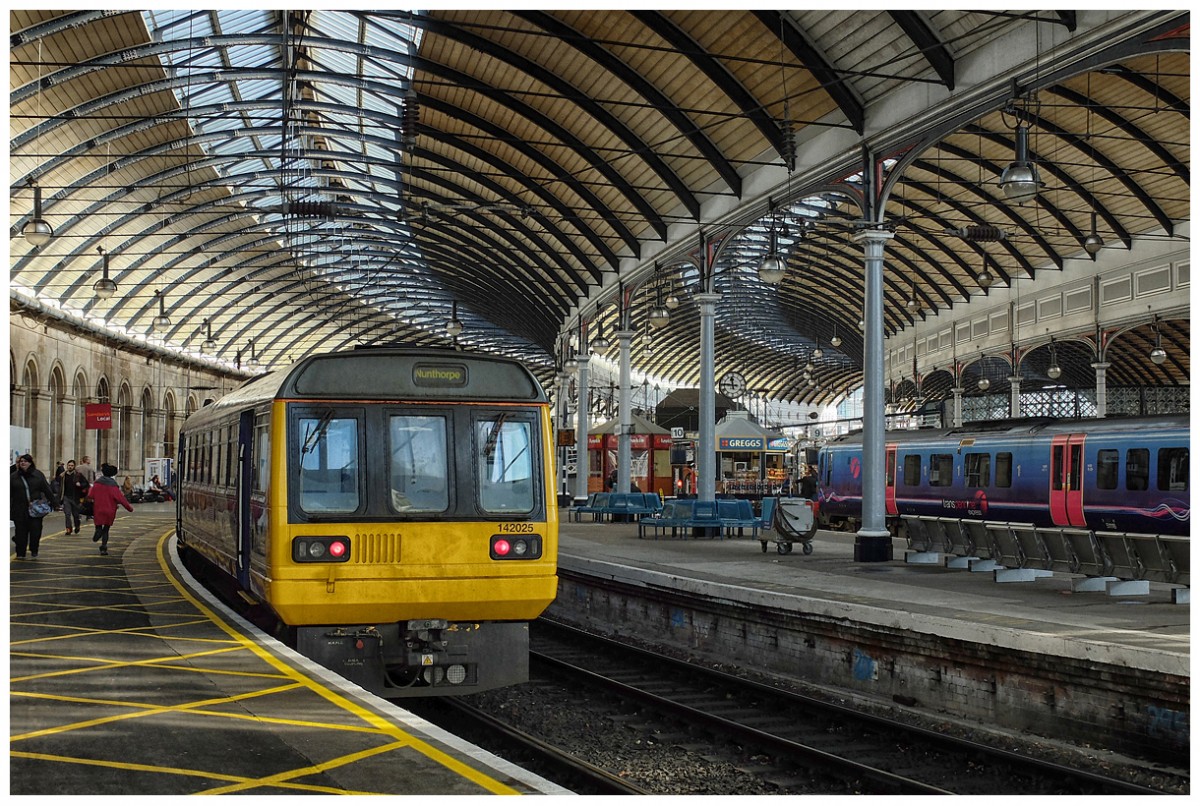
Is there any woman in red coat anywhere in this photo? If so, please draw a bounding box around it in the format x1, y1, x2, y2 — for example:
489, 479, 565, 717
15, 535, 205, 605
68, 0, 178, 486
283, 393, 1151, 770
88, 463, 133, 556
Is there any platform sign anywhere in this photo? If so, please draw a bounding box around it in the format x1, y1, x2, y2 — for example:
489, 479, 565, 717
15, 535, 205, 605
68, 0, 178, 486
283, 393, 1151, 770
85, 403, 112, 430
557, 428, 575, 447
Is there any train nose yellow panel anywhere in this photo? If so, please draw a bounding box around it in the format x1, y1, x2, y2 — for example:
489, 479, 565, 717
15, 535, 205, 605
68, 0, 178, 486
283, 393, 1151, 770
350, 530, 403, 564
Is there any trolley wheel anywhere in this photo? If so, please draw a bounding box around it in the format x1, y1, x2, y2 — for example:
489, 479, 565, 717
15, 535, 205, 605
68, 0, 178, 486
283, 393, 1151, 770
760, 541, 768, 553
802, 542, 814, 555
777, 542, 793, 555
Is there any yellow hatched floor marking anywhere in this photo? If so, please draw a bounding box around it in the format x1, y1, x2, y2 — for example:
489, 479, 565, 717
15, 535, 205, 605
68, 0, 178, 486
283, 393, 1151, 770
11, 644, 254, 683
8, 751, 379, 795
10, 617, 226, 646
11, 683, 305, 742
200, 740, 413, 795
15, 689, 415, 735
154, 532, 521, 795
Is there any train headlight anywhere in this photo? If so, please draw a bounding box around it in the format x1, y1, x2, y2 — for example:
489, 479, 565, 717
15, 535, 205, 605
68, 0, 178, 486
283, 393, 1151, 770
490, 534, 541, 560
293, 536, 351, 563
445, 664, 467, 685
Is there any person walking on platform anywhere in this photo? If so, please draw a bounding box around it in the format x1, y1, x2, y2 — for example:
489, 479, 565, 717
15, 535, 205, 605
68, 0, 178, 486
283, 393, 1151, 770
88, 463, 133, 556
76, 455, 96, 484
11, 454, 57, 560
798, 464, 818, 500
60, 459, 90, 535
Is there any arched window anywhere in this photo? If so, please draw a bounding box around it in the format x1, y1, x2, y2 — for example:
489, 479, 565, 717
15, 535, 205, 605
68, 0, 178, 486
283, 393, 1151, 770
73, 370, 89, 460
22, 359, 39, 436
49, 365, 66, 464
117, 383, 133, 470
162, 391, 177, 458
141, 387, 156, 461
94, 377, 111, 464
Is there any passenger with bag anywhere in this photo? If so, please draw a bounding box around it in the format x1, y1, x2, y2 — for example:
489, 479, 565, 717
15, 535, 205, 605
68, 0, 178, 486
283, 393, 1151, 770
11, 453, 57, 560
88, 463, 134, 556
60, 459, 90, 535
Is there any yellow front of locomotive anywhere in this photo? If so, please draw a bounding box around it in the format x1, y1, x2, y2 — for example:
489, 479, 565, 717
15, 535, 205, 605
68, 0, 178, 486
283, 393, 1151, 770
260, 397, 559, 628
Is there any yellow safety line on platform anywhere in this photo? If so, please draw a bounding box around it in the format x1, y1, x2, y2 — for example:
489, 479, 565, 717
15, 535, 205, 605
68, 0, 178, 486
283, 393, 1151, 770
155, 531, 522, 795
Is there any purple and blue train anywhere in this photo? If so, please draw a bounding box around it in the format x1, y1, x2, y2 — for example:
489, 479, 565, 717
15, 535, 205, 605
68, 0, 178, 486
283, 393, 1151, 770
816, 414, 1189, 537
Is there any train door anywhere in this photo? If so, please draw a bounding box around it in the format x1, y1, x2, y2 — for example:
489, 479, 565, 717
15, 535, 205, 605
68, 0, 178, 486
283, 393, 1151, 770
235, 410, 254, 590
884, 443, 898, 516
1049, 434, 1086, 527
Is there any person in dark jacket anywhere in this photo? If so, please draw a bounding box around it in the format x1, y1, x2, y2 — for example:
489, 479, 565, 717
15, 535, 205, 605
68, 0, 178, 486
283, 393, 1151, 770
798, 464, 818, 500
60, 459, 90, 535
11, 454, 57, 560
88, 463, 133, 556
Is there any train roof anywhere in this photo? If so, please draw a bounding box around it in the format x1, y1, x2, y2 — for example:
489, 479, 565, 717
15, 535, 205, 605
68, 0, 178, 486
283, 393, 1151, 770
823, 414, 1191, 447
183, 347, 547, 427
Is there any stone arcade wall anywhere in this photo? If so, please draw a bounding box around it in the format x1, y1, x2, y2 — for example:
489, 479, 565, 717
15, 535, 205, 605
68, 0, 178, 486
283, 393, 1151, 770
9, 305, 244, 483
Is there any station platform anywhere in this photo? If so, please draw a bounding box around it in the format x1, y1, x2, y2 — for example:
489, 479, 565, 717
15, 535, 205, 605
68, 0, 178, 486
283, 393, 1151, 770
557, 519, 1190, 677
8, 505, 568, 796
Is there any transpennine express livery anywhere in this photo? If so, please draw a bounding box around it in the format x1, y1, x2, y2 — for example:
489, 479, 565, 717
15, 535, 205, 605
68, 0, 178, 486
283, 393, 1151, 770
816, 415, 1189, 537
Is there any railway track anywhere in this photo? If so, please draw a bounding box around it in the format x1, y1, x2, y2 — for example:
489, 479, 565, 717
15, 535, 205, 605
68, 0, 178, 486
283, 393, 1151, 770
425, 619, 1176, 796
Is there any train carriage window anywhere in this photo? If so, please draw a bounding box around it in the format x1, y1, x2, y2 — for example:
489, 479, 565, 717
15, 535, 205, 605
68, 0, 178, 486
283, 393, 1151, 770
965, 453, 990, 488
929, 454, 954, 487
225, 428, 235, 487
1157, 447, 1189, 492
1097, 449, 1119, 490
297, 411, 361, 513
995, 452, 1012, 488
1126, 449, 1149, 491
476, 414, 535, 514
902, 455, 921, 486
388, 415, 449, 514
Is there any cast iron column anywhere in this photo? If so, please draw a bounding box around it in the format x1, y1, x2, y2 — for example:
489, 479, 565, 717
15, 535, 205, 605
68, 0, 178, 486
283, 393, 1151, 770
616, 329, 635, 493
695, 292, 722, 502
573, 355, 590, 505
853, 229, 893, 561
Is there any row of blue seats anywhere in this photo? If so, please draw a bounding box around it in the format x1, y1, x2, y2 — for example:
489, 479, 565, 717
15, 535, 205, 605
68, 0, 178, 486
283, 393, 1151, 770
637, 497, 778, 540
569, 492, 663, 522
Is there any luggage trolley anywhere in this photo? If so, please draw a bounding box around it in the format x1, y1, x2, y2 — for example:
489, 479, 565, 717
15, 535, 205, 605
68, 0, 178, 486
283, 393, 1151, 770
761, 497, 818, 555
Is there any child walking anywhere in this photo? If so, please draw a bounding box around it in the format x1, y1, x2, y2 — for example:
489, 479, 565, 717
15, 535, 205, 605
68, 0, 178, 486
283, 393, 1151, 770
88, 463, 133, 556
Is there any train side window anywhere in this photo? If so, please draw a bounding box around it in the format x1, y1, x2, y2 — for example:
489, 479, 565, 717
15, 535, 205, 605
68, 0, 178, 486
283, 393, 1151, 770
994, 452, 1012, 488
929, 453, 953, 487
1125, 448, 1149, 491
388, 414, 449, 514
1096, 449, 1119, 490
1157, 447, 1189, 492
902, 455, 921, 486
964, 453, 990, 488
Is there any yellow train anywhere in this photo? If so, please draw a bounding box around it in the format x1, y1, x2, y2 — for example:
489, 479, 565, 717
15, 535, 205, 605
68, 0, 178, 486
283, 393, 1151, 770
175, 347, 559, 697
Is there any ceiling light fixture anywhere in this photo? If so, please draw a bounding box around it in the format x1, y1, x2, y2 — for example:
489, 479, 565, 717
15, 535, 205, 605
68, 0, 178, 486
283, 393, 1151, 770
1150, 315, 1167, 365
446, 301, 463, 338
1083, 210, 1104, 256
92, 246, 118, 299
21, 179, 53, 246
152, 289, 171, 331
757, 201, 787, 285
1046, 337, 1062, 379
999, 123, 1043, 203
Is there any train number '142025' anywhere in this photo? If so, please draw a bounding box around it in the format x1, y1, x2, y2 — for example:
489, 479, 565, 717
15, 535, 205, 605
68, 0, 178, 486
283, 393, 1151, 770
497, 522, 535, 533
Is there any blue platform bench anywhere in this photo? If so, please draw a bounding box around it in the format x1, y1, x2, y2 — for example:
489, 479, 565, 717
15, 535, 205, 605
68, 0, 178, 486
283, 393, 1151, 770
638, 498, 760, 539
569, 493, 610, 522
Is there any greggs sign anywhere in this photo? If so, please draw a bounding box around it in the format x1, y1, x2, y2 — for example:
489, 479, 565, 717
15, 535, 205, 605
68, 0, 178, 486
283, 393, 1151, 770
719, 437, 763, 451
85, 403, 112, 430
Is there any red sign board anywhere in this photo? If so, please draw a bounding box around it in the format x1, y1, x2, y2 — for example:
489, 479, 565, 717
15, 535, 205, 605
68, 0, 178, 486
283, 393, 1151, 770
85, 403, 112, 430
